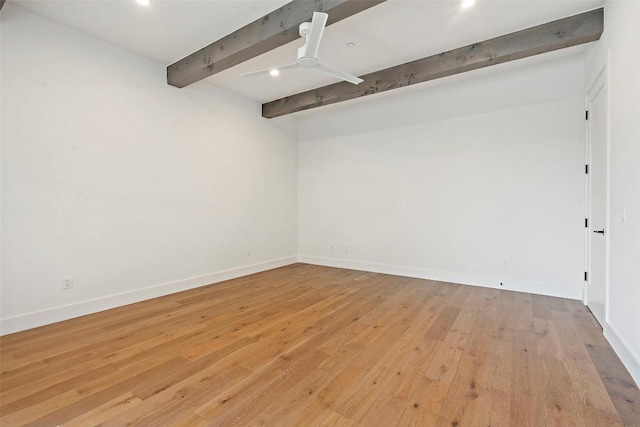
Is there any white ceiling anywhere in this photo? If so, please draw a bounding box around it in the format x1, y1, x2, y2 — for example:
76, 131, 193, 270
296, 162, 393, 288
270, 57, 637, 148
9, 0, 604, 103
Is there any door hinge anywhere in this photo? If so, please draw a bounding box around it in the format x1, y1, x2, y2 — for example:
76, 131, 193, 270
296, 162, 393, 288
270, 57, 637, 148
586, 110, 589, 120
585, 218, 588, 228
585, 164, 589, 174
584, 271, 588, 281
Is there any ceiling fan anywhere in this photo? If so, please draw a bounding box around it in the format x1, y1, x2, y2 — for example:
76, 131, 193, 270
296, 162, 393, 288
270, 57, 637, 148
241, 12, 363, 85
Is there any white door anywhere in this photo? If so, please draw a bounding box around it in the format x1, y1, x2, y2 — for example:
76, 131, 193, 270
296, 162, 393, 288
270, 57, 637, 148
587, 70, 608, 327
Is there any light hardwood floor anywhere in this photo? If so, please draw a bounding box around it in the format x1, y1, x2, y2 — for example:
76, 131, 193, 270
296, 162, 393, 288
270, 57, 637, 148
1, 264, 638, 426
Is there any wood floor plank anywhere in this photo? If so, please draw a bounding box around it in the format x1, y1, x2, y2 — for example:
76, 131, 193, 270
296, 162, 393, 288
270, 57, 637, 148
359, 391, 407, 425
0, 389, 82, 426
424, 306, 461, 340
398, 376, 446, 425
538, 355, 590, 426
1, 363, 118, 415
102, 365, 253, 426
554, 318, 621, 417
333, 325, 425, 422
320, 410, 356, 427
194, 350, 330, 425
434, 353, 483, 427
509, 330, 545, 426
24, 358, 189, 427
1, 264, 637, 426
248, 342, 365, 426
585, 343, 640, 426
60, 392, 143, 427
534, 317, 566, 361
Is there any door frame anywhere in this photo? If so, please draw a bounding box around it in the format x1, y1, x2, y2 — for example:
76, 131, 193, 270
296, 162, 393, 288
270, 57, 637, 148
584, 58, 611, 324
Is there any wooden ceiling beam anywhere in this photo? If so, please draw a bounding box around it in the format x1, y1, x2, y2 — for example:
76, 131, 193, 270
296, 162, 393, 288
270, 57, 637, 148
262, 8, 604, 118
167, 0, 387, 88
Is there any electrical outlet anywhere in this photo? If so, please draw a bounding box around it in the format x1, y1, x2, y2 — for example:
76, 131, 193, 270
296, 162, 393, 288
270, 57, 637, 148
502, 258, 508, 267
345, 245, 349, 253
246, 248, 251, 257
330, 244, 334, 252
63, 276, 73, 289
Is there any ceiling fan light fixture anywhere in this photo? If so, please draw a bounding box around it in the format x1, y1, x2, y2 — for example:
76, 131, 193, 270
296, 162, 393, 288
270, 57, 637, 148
461, 0, 476, 9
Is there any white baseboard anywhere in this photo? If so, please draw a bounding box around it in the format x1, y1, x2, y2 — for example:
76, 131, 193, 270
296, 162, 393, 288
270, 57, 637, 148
298, 255, 583, 300
604, 323, 640, 388
0, 256, 298, 336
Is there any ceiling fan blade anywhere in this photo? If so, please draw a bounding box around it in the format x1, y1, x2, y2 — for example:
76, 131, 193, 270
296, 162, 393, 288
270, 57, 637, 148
241, 63, 299, 78
317, 64, 363, 85
304, 12, 328, 59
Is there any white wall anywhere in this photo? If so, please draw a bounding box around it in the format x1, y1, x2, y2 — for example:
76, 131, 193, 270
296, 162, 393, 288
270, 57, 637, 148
0, 4, 297, 334
298, 54, 587, 299
585, 0, 640, 386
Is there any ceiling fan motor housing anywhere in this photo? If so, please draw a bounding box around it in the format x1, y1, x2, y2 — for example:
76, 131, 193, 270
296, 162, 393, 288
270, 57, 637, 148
297, 45, 319, 67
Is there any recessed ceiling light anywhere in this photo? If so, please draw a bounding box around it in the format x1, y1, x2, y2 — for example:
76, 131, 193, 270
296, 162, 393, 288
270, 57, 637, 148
136, 0, 150, 6
346, 42, 356, 49
461, 0, 475, 9
270, 69, 280, 77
